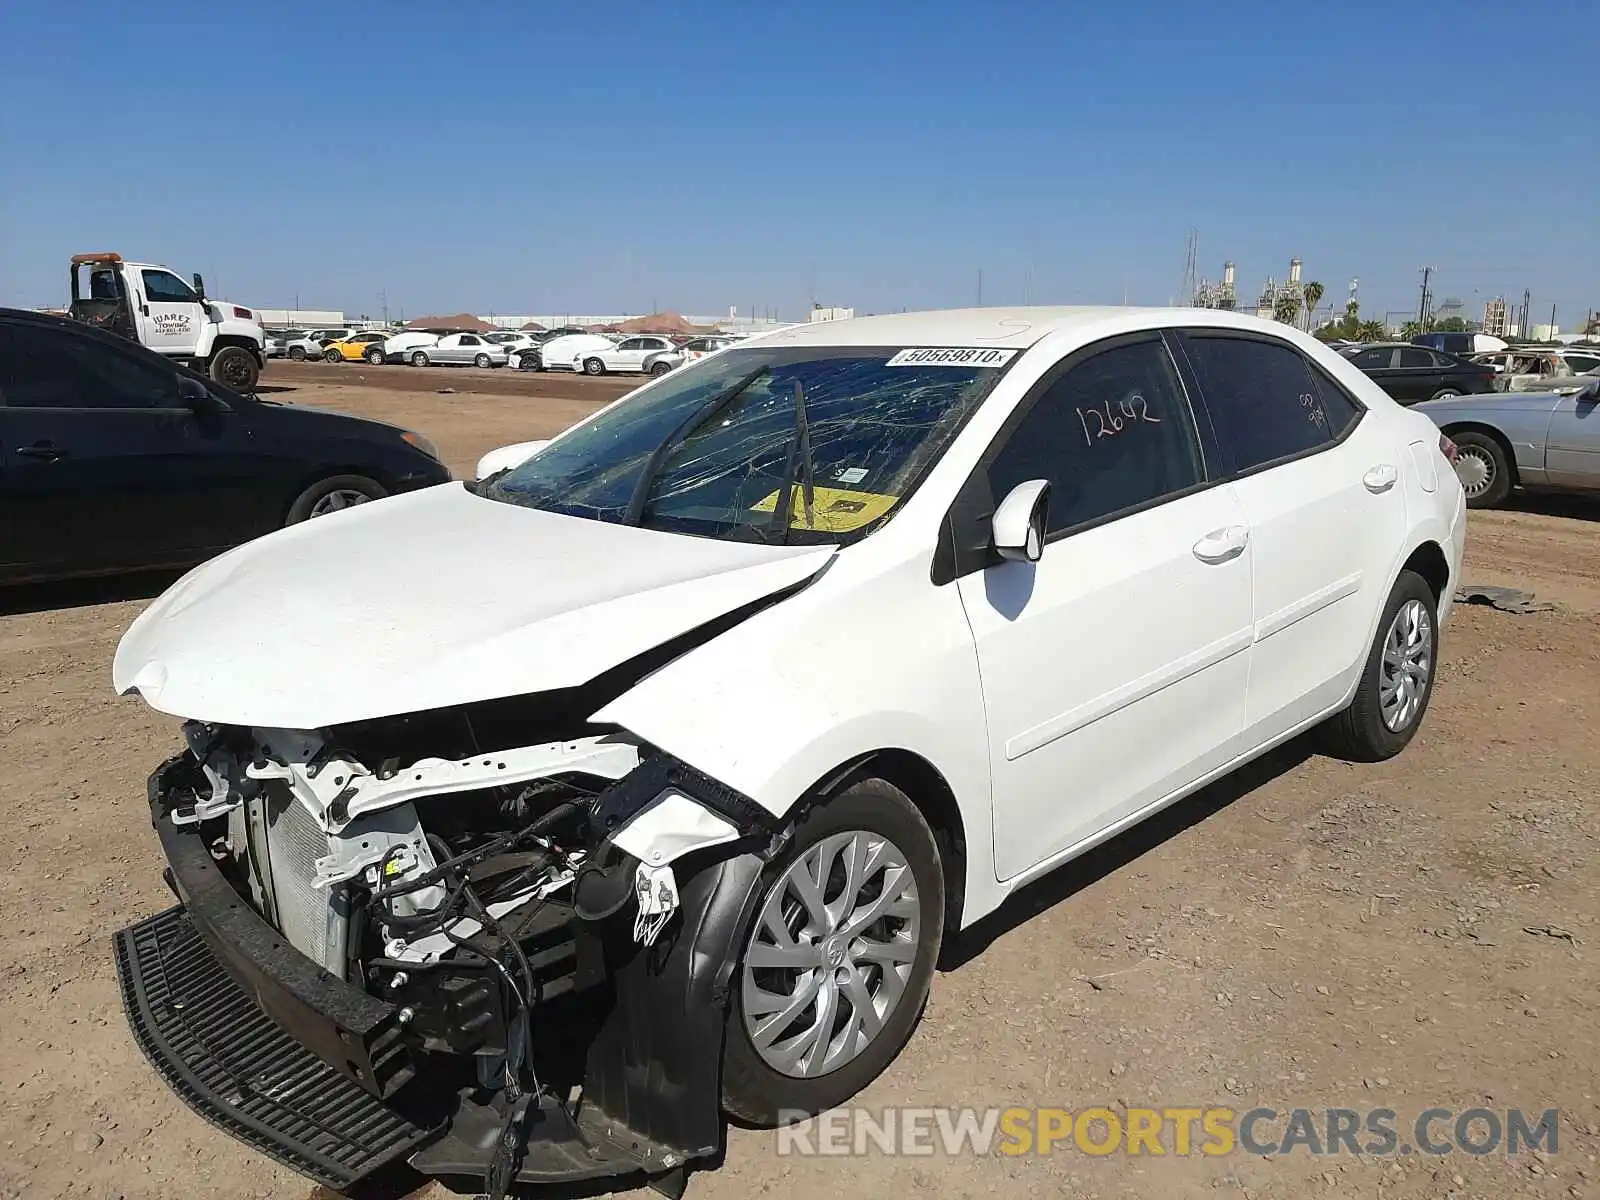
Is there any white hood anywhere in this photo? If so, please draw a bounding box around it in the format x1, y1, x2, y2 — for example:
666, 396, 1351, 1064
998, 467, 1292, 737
113, 483, 833, 728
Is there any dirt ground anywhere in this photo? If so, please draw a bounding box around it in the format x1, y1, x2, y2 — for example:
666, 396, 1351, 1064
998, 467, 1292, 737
2, 362, 1598, 1200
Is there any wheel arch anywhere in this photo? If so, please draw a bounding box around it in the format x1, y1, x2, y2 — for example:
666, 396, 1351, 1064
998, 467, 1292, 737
1399, 539, 1451, 606
809, 747, 969, 943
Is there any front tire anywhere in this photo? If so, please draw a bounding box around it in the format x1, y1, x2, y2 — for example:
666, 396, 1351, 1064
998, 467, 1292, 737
285, 474, 388, 524
208, 345, 260, 392
288, 346, 307, 361
1317, 569, 1439, 762
583, 357, 606, 376
1450, 430, 1512, 508
410, 350, 430, 367
721, 777, 944, 1126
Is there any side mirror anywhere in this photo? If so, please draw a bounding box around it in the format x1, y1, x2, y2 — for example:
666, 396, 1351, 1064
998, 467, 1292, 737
992, 478, 1050, 563
191, 273, 206, 300
475, 439, 550, 479
178, 375, 219, 409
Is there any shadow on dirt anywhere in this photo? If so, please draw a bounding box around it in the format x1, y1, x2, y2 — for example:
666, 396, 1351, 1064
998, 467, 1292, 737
942, 737, 1317, 970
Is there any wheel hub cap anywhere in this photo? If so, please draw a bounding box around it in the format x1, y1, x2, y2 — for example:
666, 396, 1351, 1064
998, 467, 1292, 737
1378, 598, 1433, 732
740, 829, 920, 1078
1455, 450, 1492, 496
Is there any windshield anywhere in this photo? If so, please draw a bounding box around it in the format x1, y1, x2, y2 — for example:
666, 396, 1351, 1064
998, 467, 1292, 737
483, 345, 1013, 543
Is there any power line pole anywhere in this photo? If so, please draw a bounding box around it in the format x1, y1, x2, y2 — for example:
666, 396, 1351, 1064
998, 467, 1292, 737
1418, 265, 1434, 327
976, 269, 983, 306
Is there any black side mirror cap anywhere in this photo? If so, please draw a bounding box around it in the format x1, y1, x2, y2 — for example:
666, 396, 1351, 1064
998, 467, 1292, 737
191, 273, 206, 300
178, 375, 223, 409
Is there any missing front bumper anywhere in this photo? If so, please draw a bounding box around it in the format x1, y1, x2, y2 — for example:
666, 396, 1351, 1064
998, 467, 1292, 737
117, 755, 772, 1190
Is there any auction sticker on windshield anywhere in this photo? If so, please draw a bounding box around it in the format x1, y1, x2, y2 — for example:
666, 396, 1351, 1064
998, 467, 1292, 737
885, 347, 1017, 368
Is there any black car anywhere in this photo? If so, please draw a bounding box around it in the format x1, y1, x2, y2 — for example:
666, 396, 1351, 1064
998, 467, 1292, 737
1340, 342, 1495, 405
0, 308, 452, 585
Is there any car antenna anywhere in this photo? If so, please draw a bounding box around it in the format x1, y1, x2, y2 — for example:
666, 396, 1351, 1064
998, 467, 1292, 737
769, 379, 815, 538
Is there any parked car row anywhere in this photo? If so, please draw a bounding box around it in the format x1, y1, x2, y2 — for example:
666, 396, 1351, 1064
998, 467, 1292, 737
266, 324, 756, 376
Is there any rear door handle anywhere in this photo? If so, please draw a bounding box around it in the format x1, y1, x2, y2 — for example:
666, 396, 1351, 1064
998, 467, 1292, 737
16, 443, 67, 462
1192, 524, 1249, 564
1363, 463, 1399, 492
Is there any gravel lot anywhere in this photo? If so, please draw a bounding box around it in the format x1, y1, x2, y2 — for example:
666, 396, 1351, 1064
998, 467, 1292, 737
2, 362, 1598, 1200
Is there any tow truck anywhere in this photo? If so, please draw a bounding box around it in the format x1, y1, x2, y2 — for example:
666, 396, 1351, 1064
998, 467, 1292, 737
68, 253, 266, 392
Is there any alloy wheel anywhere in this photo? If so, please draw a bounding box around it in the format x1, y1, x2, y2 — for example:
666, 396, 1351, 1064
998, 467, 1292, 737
741, 829, 921, 1079
1378, 598, 1433, 732
308, 489, 372, 517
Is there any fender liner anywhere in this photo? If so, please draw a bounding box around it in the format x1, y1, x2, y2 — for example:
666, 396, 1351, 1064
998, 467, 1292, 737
574, 848, 767, 1167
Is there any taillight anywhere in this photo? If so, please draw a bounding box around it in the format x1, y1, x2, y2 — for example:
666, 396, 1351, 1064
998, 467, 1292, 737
1439, 434, 1461, 465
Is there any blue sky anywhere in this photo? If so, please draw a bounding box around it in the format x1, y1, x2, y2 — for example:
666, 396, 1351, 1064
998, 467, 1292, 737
2, 0, 1594, 327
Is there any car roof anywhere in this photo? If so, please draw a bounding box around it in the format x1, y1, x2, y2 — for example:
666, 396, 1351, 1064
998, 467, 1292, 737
749, 305, 1309, 350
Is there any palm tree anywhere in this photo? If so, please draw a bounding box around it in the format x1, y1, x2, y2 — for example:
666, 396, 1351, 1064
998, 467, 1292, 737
1301, 281, 1324, 331
1273, 291, 1302, 326
1355, 320, 1388, 342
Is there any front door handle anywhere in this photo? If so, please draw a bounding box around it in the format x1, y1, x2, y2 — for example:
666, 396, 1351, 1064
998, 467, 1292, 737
1192, 525, 1249, 564
1363, 463, 1399, 493
16, 443, 67, 462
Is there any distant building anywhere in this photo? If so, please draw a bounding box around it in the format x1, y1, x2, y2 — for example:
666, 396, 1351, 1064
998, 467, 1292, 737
809, 305, 854, 323
1531, 323, 1560, 340
1482, 297, 1510, 338
256, 308, 344, 329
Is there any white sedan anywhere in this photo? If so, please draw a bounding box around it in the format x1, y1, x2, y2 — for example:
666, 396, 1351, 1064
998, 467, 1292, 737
405, 332, 508, 368
577, 334, 684, 376
111, 307, 1464, 1192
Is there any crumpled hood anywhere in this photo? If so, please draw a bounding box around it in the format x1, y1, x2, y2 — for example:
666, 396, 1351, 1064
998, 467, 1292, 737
113, 483, 834, 728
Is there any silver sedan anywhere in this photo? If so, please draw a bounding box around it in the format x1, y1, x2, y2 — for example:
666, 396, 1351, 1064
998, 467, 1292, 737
1415, 375, 1600, 507
407, 332, 509, 368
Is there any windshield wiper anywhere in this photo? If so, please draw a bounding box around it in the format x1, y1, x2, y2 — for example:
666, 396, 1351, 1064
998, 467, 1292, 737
768, 379, 815, 541
624, 365, 770, 526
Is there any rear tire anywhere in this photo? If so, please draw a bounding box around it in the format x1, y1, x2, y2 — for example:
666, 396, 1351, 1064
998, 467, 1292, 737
1316, 569, 1438, 763
1429, 387, 1461, 401
721, 777, 944, 1127
583, 357, 606, 376
208, 345, 259, 392
365, 346, 385, 365
1450, 430, 1512, 508
285, 474, 388, 525
323, 348, 342, 363
649, 360, 673, 376
474, 353, 492, 368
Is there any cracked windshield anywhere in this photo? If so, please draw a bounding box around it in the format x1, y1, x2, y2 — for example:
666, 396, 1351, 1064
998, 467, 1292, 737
483, 347, 1011, 541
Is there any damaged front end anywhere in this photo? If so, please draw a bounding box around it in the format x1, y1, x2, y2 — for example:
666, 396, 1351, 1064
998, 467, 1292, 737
114, 697, 781, 1196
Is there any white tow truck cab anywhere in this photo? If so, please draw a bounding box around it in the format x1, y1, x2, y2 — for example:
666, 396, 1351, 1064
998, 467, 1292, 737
68, 252, 267, 392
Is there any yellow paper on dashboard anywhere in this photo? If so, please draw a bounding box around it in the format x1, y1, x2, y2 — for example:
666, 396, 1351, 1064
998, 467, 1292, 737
750, 486, 900, 533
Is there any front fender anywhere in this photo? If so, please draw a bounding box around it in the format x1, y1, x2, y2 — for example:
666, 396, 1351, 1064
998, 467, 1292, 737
592, 547, 1005, 925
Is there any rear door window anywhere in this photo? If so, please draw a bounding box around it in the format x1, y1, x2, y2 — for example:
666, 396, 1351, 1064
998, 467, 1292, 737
1182, 334, 1348, 473
1397, 348, 1434, 368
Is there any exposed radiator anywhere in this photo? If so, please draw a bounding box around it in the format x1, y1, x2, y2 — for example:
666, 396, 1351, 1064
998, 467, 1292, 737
259, 791, 350, 978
